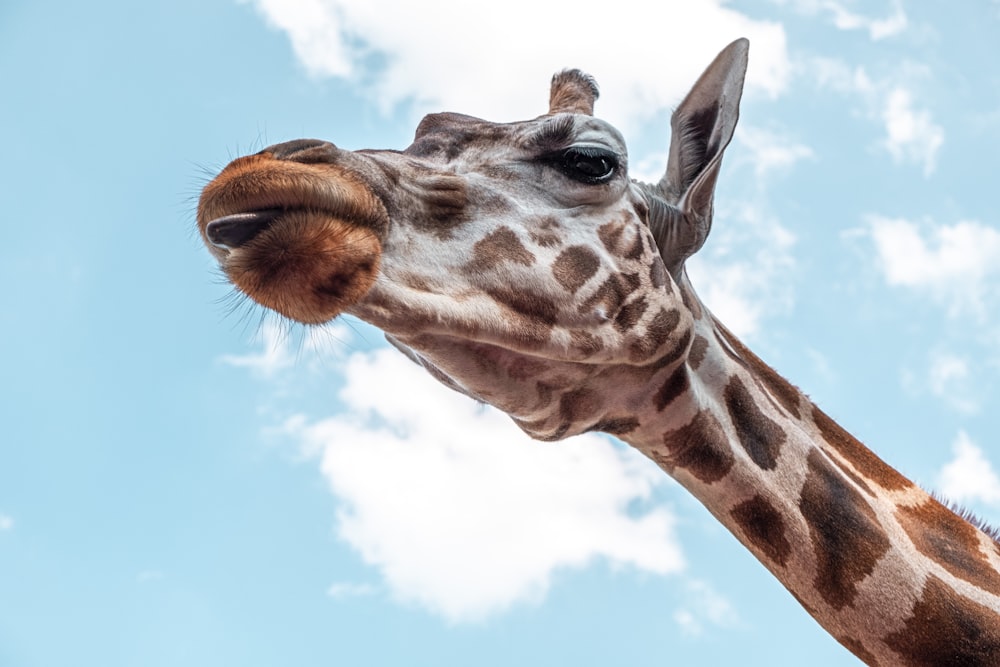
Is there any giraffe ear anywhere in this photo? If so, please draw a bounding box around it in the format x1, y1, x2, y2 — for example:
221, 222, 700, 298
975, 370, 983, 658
647, 38, 748, 272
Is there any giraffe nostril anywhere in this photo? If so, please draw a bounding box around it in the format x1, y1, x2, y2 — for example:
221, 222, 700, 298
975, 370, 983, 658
205, 209, 283, 249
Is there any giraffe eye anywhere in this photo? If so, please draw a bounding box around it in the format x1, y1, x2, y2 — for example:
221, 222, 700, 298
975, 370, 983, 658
548, 146, 619, 184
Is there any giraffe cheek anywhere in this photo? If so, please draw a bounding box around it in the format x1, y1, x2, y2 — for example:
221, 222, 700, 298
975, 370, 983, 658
224, 211, 383, 325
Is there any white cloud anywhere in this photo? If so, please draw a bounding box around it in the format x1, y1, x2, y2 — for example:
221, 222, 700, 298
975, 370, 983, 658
735, 125, 814, 178
927, 352, 979, 414
881, 87, 944, 177
0, 514, 12, 531
286, 347, 683, 622
778, 0, 907, 40
245, 0, 790, 130
220, 320, 295, 376
868, 215, 1000, 318
902, 351, 981, 414
688, 202, 796, 340
806, 59, 942, 175
327, 581, 377, 599
673, 579, 739, 637
937, 431, 1000, 507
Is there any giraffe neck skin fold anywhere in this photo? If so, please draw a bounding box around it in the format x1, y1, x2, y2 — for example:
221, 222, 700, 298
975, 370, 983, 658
613, 276, 1000, 666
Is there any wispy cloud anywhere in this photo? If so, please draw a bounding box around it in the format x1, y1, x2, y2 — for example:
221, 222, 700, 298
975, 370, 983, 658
244, 0, 790, 129
219, 320, 295, 377
880, 86, 944, 177
777, 0, 907, 40
673, 579, 740, 637
902, 350, 981, 415
867, 215, 1000, 319
688, 201, 796, 340
937, 431, 1000, 507
0, 514, 12, 531
808, 59, 943, 175
286, 348, 683, 623
327, 581, 378, 599
735, 125, 814, 178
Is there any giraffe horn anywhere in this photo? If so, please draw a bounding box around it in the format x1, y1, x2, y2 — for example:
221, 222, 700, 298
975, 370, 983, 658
548, 69, 599, 115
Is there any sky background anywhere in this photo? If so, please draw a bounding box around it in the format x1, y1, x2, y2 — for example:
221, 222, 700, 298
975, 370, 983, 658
3, 1, 1000, 665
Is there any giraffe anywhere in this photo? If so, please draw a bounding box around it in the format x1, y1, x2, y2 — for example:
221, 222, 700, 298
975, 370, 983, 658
197, 39, 1000, 665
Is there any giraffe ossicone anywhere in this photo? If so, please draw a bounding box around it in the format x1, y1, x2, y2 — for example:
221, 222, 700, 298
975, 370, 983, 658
198, 38, 1000, 665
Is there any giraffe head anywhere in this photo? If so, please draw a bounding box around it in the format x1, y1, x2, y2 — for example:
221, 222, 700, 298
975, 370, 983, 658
198, 39, 748, 436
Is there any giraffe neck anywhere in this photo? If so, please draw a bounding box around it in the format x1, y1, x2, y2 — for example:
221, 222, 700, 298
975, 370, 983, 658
615, 279, 1000, 665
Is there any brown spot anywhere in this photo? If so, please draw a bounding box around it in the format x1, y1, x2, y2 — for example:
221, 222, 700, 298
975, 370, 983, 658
885, 575, 1000, 666
468, 226, 535, 271
641, 308, 681, 356
654, 410, 735, 484
680, 282, 703, 319
486, 285, 557, 325
689, 335, 709, 370
730, 495, 791, 567
642, 326, 692, 372
581, 273, 633, 318
811, 405, 912, 492
897, 499, 1000, 597
552, 246, 600, 294
530, 231, 562, 247
529, 215, 563, 247
724, 376, 785, 470
799, 449, 890, 609
483, 286, 555, 349
615, 296, 648, 332
533, 381, 556, 410
625, 225, 647, 259
654, 367, 689, 412
589, 417, 640, 435
570, 330, 603, 357
401, 272, 431, 292
559, 388, 602, 424
719, 328, 803, 419
598, 221, 625, 253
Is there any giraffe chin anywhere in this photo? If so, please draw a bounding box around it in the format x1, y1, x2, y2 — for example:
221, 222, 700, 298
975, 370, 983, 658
219, 210, 383, 325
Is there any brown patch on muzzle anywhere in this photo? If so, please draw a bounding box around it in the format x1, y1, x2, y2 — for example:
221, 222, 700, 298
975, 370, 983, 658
197, 153, 388, 324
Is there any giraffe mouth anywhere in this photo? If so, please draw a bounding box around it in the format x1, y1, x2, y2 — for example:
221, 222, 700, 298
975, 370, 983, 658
197, 156, 391, 325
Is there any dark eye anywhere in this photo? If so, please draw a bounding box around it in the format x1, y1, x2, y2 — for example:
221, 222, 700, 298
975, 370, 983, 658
549, 147, 619, 184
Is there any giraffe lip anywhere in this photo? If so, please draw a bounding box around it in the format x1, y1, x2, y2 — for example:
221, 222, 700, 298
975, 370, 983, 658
205, 209, 284, 249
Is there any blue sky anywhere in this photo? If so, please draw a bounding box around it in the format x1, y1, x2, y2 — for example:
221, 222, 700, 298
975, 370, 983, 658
3, 1, 1000, 665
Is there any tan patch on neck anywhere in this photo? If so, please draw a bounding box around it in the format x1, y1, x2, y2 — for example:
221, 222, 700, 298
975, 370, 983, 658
884, 575, 1000, 666
730, 495, 792, 568
799, 449, 890, 610
811, 406, 911, 492
654, 409, 735, 484
724, 376, 785, 470
896, 499, 1000, 597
